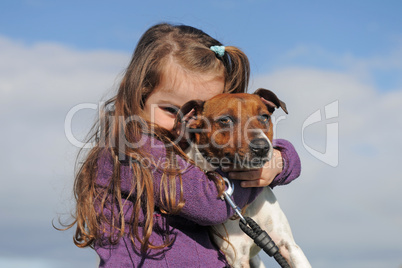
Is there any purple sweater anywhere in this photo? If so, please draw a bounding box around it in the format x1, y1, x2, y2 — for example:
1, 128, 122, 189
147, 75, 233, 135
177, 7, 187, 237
95, 136, 301, 267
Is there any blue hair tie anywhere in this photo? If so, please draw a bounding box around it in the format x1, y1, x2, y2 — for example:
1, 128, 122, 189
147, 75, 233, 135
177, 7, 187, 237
210, 45, 225, 57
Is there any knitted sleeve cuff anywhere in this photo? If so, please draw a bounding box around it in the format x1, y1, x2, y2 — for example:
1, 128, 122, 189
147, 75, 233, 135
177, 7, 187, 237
270, 139, 302, 188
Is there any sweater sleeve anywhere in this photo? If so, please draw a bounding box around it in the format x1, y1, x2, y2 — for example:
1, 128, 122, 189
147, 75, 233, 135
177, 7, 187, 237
130, 135, 262, 226
270, 139, 302, 188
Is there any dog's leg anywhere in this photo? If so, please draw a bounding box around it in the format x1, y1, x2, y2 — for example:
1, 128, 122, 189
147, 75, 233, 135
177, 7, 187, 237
213, 220, 255, 268
251, 188, 311, 268
213, 186, 310, 268
249, 254, 265, 268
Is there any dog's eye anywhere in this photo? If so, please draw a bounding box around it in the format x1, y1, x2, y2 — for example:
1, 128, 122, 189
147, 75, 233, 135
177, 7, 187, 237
259, 114, 270, 123
217, 116, 233, 125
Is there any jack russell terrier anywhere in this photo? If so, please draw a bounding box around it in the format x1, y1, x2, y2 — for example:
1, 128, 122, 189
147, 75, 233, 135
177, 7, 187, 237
173, 88, 311, 268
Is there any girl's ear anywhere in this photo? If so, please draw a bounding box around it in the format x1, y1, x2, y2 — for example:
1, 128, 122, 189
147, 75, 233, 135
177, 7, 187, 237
254, 88, 288, 114
173, 100, 205, 131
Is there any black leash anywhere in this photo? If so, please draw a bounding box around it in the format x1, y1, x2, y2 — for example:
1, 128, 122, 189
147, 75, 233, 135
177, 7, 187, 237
239, 216, 290, 268
221, 177, 290, 268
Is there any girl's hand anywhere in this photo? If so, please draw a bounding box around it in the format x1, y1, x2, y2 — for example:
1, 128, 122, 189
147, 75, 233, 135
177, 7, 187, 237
224, 149, 283, 188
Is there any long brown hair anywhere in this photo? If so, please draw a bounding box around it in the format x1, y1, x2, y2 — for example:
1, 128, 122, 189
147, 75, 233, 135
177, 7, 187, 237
64, 23, 250, 253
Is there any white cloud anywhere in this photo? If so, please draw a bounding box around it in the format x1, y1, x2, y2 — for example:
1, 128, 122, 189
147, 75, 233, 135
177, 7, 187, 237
252, 60, 402, 267
0, 36, 128, 112
1, 34, 401, 267
278, 42, 402, 92
0, 36, 128, 266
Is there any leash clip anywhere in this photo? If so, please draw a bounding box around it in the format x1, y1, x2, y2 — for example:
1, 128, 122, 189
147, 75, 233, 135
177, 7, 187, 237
222, 177, 247, 224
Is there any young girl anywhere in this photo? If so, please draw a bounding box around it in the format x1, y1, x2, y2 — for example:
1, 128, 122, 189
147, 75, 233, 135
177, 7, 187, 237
68, 23, 301, 267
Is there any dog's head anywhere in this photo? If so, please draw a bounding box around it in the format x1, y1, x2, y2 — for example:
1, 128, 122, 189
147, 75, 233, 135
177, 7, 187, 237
174, 88, 288, 170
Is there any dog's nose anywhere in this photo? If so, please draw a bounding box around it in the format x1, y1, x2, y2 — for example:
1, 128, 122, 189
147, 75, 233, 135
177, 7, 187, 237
249, 138, 270, 157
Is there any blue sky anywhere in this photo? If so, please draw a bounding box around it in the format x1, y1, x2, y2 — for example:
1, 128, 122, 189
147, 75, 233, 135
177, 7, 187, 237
2, 0, 401, 92
2, 0, 400, 55
1, 1, 401, 267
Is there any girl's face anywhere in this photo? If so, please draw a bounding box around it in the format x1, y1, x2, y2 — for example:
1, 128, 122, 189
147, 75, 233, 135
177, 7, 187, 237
144, 62, 224, 133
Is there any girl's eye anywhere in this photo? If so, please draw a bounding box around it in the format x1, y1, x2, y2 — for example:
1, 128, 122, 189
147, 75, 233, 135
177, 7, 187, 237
162, 106, 179, 115
259, 114, 270, 123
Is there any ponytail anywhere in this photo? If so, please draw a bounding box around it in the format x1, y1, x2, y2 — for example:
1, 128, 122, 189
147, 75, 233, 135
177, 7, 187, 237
222, 46, 250, 93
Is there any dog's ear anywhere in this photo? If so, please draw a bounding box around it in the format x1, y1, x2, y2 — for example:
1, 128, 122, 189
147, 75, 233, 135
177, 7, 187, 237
173, 99, 205, 131
254, 88, 288, 114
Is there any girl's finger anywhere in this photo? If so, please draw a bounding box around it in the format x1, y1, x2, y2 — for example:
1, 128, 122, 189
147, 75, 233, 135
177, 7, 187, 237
228, 169, 261, 180
240, 179, 267, 188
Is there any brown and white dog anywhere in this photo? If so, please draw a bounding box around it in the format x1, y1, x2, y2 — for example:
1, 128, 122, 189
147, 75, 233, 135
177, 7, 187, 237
174, 88, 311, 268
